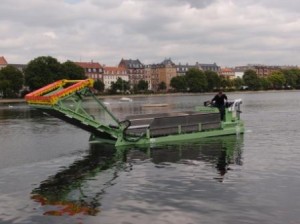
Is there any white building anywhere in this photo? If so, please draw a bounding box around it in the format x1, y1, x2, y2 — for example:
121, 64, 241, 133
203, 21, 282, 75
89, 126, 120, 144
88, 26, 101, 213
103, 66, 129, 90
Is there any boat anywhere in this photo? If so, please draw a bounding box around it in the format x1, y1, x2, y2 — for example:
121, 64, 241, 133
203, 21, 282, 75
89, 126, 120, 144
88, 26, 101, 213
142, 103, 169, 107
25, 79, 244, 147
120, 97, 133, 102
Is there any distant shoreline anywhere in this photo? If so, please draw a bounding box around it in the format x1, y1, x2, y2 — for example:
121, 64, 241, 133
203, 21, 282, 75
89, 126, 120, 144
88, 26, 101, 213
0, 98, 25, 104
1, 89, 299, 104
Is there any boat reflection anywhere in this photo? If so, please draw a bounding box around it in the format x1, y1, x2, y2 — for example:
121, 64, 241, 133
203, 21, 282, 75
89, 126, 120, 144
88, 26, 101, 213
31, 144, 123, 216
31, 135, 243, 216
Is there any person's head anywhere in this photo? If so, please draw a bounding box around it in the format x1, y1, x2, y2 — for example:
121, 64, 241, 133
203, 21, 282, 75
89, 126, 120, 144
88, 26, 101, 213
218, 91, 222, 95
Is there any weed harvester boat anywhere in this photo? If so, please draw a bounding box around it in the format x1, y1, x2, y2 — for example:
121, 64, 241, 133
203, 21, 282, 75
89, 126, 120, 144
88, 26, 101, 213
25, 79, 244, 147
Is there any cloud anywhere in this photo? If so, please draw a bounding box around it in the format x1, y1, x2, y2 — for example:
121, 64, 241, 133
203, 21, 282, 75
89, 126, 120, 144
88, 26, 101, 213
43, 32, 57, 39
0, 0, 299, 67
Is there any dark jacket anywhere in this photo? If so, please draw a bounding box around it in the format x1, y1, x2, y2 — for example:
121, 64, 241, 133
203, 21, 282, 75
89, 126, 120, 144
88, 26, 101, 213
211, 94, 227, 107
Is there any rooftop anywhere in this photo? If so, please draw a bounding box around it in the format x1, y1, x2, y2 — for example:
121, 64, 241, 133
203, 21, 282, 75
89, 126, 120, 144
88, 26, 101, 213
75, 61, 102, 69
0, 56, 8, 65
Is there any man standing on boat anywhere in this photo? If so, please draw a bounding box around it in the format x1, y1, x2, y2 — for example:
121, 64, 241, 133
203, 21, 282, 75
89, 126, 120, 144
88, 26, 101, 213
211, 91, 228, 121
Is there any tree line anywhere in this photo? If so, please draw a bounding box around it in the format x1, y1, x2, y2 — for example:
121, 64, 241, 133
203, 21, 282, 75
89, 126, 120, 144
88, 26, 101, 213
241, 69, 300, 90
1, 56, 300, 98
170, 67, 300, 92
0, 56, 87, 98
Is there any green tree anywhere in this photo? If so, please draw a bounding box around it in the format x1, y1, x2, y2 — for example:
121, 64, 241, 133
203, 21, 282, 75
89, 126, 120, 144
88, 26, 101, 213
233, 77, 243, 90
243, 69, 261, 90
132, 84, 138, 94
0, 65, 24, 98
282, 68, 300, 89
293, 69, 300, 88
0, 80, 10, 98
93, 79, 104, 92
260, 77, 272, 90
62, 61, 86, 80
226, 79, 235, 90
25, 56, 63, 91
110, 78, 130, 94
185, 68, 207, 92
137, 80, 148, 92
204, 70, 220, 91
268, 71, 286, 89
158, 81, 167, 91
219, 77, 232, 89
170, 76, 187, 92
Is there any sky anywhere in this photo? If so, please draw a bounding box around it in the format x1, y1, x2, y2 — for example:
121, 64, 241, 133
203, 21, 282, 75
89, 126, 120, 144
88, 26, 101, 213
1, 0, 300, 67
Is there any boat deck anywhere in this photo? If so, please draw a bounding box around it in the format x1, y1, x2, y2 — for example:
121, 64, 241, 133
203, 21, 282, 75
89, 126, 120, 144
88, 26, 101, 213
125, 111, 221, 137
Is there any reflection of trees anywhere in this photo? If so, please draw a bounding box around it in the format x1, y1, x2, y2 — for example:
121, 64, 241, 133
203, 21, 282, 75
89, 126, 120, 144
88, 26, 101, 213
31, 135, 243, 216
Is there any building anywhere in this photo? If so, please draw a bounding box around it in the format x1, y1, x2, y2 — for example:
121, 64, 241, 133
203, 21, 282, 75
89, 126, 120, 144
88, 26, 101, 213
158, 58, 177, 91
0, 57, 26, 74
253, 65, 281, 78
144, 65, 153, 90
145, 64, 158, 91
0, 56, 8, 69
176, 62, 220, 76
75, 61, 103, 80
234, 65, 262, 78
220, 68, 235, 80
197, 62, 220, 73
118, 59, 145, 88
152, 58, 177, 91
234, 70, 244, 79
176, 63, 202, 76
280, 65, 299, 70
103, 66, 128, 91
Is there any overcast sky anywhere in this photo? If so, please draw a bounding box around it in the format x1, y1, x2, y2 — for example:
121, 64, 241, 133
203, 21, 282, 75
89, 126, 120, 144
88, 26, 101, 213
1, 0, 300, 67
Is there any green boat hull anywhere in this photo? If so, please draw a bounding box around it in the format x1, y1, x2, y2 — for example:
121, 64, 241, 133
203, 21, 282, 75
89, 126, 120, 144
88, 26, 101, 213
89, 120, 244, 147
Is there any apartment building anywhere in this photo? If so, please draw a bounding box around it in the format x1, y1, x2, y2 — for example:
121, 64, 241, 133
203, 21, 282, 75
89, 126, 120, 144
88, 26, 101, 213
176, 62, 220, 76
220, 68, 235, 80
254, 65, 281, 78
75, 61, 103, 80
176, 63, 202, 76
153, 58, 177, 91
103, 66, 128, 90
118, 59, 145, 88
197, 62, 220, 73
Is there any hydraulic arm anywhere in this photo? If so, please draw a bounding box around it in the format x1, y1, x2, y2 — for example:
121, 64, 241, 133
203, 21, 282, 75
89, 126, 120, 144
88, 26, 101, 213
25, 79, 123, 142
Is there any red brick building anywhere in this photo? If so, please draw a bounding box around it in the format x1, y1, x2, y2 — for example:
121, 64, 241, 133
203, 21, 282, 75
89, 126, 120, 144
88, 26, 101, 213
75, 61, 103, 80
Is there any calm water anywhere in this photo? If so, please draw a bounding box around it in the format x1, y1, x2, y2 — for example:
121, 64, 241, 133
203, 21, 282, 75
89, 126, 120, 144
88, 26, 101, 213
0, 91, 300, 224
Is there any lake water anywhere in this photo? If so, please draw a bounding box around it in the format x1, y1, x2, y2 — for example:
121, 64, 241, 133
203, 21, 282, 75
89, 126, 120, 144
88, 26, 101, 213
0, 91, 300, 224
